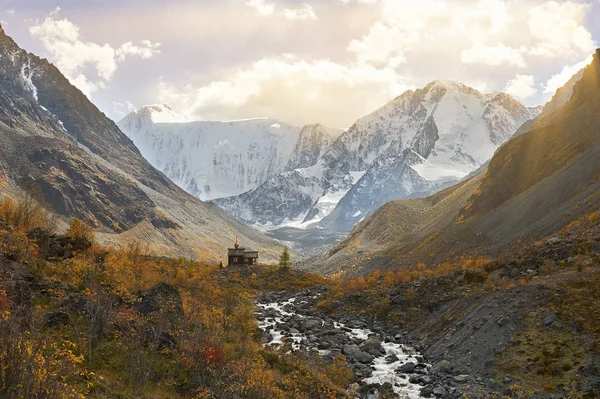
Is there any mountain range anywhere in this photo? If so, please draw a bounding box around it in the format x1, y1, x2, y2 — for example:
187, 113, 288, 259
312, 49, 600, 276
0, 25, 282, 262
121, 83, 541, 236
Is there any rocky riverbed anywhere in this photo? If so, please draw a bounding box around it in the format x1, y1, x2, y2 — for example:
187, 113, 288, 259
256, 287, 463, 398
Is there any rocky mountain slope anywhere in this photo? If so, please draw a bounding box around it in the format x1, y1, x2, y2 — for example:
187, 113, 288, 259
0, 24, 282, 262
217, 81, 540, 232
313, 49, 600, 276
118, 107, 307, 200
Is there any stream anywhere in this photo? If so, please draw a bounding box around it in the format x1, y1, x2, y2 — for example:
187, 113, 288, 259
256, 289, 435, 398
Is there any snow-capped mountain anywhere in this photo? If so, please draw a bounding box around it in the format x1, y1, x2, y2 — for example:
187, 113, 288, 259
118, 105, 303, 200
286, 124, 343, 170
216, 81, 541, 231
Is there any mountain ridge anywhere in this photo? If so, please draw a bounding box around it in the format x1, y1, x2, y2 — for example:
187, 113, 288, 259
216, 80, 540, 232
312, 49, 600, 276
0, 24, 282, 262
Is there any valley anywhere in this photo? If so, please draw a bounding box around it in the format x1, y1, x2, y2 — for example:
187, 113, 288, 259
0, 10, 599, 399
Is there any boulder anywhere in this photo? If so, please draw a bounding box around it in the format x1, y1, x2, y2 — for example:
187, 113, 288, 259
342, 345, 373, 364
302, 317, 323, 331
433, 386, 448, 397
397, 362, 416, 373
136, 283, 184, 326
360, 336, 384, 354
431, 360, 452, 374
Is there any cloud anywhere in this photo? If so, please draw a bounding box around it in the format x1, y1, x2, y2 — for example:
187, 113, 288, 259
503, 74, 537, 100
116, 41, 161, 62
113, 100, 137, 116
29, 11, 161, 98
6, 9, 15, 16
461, 44, 526, 68
145, 0, 596, 125
245, 0, 275, 16
157, 54, 408, 127
543, 55, 593, 94
348, 22, 416, 67
528, 1, 595, 57
283, 4, 317, 21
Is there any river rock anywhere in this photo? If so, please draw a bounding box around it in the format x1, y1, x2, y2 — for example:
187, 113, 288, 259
303, 317, 322, 331
397, 362, 416, 373
433, 386, 448, 397
431, 360, 452, 374
360, 336, 385, 355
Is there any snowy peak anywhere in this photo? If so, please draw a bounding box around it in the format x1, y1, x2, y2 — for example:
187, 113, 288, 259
138, 104, 189, 124
117, 107, 303, 200
286, 123, 343, 170
215, 80, 541, 233
119, 104, 188, 136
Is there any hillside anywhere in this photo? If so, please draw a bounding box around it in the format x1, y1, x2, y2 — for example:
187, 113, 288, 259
315, 49, 600, 276
0, 25, 282, 262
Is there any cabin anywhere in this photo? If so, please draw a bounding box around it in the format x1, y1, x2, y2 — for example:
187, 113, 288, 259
227, 239, 259, 266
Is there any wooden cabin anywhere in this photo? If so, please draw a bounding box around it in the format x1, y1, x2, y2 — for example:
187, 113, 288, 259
227, 239, 259, 266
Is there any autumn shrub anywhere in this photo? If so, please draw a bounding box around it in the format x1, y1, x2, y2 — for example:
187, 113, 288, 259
322, 355, 353, 389
0, 195, 55, 232
66, 218, 95, 250
0, 228, 37, 264
0, 311, 90, 398
463, 269, 488, 284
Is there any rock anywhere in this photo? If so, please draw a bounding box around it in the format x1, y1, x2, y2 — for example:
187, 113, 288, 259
386, 353, 399, 363
261, 332, 273, 343
420, 385, 434, 397
543, 313, 559, 327
546, 237, 561, 245
302, 317, 322, 331
318, 341, 331, 350
433, 386, 448, 397
136, 283, 184, 326
342, 344, 372, 363
355, 351, 374, 364
360, 336, 385, 354
453, 375, 471, 383
431, 360, 452, 374
497, 316, 510, 327
43, 311, 70, 328
397, 362, 416, 373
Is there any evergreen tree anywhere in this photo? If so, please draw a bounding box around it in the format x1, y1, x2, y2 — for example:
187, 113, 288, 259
279, 247, 291, 271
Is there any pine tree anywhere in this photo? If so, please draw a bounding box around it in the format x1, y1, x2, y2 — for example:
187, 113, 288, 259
279, 247, 291, 271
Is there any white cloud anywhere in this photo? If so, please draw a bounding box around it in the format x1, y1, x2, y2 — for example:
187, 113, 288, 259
6, 9, 15, 16
144, 0, 597, 125
528, 1, 595, 57
503, 74, 537, 100
29, 12, 160, 98
116, 41, 161, 62
245, 0, 275, 16
543, 55, 593, 94
284, 4, 317, 21
461, 44, 526, 68
158, 54, 408, 127
348, 22, 416, 67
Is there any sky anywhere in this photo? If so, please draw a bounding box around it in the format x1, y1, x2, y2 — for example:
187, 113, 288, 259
1, 0, 599, 127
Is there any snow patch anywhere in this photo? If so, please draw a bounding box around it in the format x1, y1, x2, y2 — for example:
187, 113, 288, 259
20, 56, 38, 102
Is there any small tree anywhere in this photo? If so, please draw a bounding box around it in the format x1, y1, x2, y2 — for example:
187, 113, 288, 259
279, 247, 291, 271
66, 218, 95, 250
